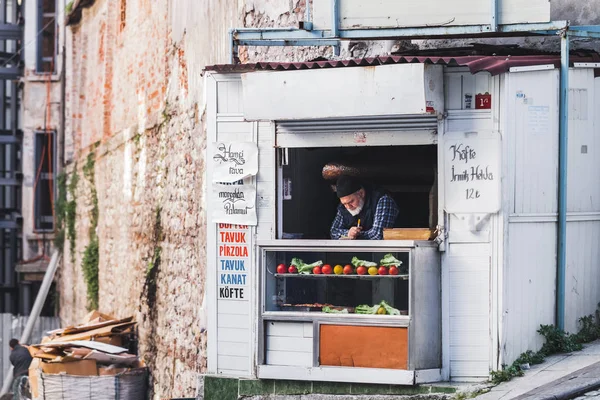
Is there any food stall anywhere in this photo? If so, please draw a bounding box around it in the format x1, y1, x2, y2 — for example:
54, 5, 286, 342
205, 62, 448, 384
204, 57, 600, 384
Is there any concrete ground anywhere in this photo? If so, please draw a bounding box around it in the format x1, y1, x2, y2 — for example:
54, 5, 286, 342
469, 339, 600, 400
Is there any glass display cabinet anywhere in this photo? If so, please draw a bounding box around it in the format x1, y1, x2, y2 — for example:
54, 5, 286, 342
257, 240, 441, 384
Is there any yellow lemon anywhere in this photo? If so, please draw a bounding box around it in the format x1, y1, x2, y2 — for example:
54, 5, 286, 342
334, 265, 343, 275
368, 267, 378, 276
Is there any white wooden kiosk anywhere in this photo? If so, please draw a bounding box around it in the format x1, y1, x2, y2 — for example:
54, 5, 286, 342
205, 58, 600, 383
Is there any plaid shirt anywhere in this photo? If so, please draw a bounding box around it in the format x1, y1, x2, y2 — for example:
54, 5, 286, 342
330, 194, 399, 240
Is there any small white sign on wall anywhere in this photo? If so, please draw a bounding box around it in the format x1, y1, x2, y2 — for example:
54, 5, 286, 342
444, 131, 501, 213
211, 142, 258, 183
212, 182, 257, 225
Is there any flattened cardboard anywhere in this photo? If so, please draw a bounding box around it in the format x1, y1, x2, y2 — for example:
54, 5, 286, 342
41, 359, 97, 376
28, 358, 41, 398
83, 350, 138, 366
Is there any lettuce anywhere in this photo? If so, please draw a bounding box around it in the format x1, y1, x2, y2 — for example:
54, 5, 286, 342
351, 256, 377, 268
380, 253, 403, 267
290, 257, 323, 274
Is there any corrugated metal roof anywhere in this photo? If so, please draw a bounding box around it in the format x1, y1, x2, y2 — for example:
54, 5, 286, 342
206, 53, 600, 76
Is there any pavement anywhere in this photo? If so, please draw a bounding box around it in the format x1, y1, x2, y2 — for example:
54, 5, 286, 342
467, 339, 600, 400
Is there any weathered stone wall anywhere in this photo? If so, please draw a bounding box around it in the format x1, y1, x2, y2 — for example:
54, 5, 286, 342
61, 0, 239, 398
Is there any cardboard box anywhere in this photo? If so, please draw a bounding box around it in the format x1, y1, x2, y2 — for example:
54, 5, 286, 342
41, 359, 98, 376
28, 358, 41, 398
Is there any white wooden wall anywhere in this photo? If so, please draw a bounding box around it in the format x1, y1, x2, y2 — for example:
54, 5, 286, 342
442, 70, 495, 379
206, 73, 276, 377
564, 71, 600, 333
501, 68, 600, 365
207, 74, 253, 377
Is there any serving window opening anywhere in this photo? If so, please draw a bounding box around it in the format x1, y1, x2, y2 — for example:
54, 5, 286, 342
278, 145, 438, 240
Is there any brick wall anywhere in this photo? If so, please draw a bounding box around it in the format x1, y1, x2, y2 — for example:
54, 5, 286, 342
62, 0, 239, 397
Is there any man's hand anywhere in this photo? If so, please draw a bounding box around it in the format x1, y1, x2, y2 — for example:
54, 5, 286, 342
348, 226, 362, 239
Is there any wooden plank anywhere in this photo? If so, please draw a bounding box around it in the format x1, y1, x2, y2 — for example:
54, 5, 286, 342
217, 313, 250, 329
217, 327, 249, 343
217, 355, 249, 371
266, 336, 312, 353
217, 300, 250, 315
218, 340, 250, 357
266, 350, 312, 367
258, 364, 415, 385
320, 325, 408, 369
313, 0, 550, 30
265, 321, 311, 338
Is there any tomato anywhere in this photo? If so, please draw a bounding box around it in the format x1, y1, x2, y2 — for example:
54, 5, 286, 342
378, 266, 388, 275
288, 266, 298, 274
333, 265, 344, 275
313, 266, 322, 274
389, 266, 399, 275
368, 266, 378, 276
356, 266, 367, 275
322, 265, 333, 274
276, 264, 287, 274
343, 265, 354, 275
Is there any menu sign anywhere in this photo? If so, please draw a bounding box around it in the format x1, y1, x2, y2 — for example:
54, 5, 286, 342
212, 182, 257, 225
211, 142, 258, 183
217, 223, 250, 300
444, 132, 500, 213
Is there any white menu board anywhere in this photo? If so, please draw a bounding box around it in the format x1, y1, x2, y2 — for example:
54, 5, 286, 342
444, 131, 501, 213
211, 142, 258, 183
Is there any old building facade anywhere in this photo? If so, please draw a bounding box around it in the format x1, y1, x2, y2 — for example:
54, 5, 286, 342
59, 0, 600, 398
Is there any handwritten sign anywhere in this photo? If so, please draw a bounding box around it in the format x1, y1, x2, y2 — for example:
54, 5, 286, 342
444, 132, 500, 213
211, 142, 258, 183
212, 182, 257, 225
217, 223, 251, 300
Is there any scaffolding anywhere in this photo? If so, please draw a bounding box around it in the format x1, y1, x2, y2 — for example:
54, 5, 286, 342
0, 0, 23, 314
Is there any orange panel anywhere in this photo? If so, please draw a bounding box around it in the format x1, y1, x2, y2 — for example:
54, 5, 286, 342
319, 325, 408, 369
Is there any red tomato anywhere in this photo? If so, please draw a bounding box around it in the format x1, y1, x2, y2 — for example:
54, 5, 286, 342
343, 265, 354, 275
288, 266, 298, 274
378, 266, 388, 275
313, 266, 322, 274
389, 266, 399, 275
356, 266, 367, 275
277, 264, 287, 274
322, 265, 333, 274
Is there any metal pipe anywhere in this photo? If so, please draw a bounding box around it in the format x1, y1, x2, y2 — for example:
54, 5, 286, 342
331, 0, 339, 37
305, 0, 311, 23
490, 0, 498, 32
228, 29, 235, 64
0, 250, 61, 396
557, 32, 569, 331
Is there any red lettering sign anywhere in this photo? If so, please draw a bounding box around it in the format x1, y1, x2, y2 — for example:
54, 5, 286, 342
218, 245, 249, 257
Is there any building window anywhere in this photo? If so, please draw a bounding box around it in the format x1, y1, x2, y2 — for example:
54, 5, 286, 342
34, 131, 55, 231
119, 0, 126, 32
37, 0, 56, 73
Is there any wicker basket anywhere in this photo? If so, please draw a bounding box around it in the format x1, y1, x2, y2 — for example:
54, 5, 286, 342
383, 228, 435, 240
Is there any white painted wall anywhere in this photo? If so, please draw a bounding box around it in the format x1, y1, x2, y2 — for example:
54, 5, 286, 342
441, 70, 495, 379
501, 68, 600, 364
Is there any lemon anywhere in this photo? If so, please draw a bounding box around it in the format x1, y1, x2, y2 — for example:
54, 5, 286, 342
368, 266, 378, 276
334, 265, 343, 275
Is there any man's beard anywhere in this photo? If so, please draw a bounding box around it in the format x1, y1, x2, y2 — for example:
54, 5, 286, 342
348, 198, 365, 217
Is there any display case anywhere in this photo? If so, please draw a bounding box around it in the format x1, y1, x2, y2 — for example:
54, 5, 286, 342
257, 240, 441, 385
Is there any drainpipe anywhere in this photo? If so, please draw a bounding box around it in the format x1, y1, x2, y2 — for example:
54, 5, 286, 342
557, 31, 569, 331
331, 0, 340, 56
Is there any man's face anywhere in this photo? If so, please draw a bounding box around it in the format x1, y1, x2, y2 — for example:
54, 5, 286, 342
340, 189, 365, 216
